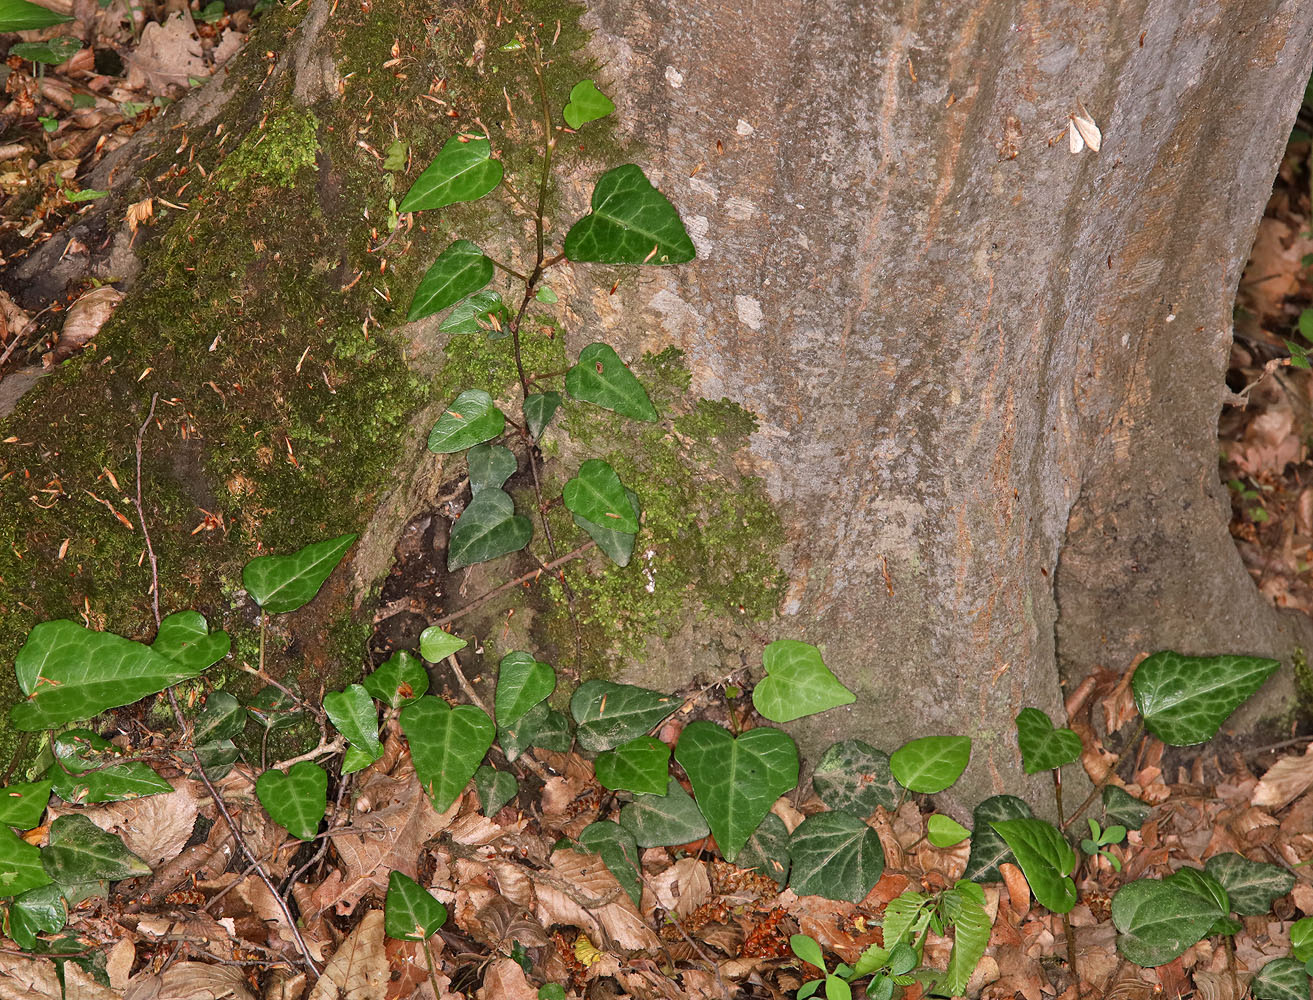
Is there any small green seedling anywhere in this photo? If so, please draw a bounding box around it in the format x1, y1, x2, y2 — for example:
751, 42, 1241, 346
1080, 818, 1126, 872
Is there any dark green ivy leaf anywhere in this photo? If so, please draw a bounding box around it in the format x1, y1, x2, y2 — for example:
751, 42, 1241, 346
407, 240, 494, 323
446, 488, 532, 570
1132, 651, 1279, 746
565, 343, 658, 421
427, 389, 505, 454
574, 488, 641, 567
563, 164, 695, 265
1015, 707, 1083, 774
578, 820, 643, 907
563, 459, 640, 533
242, 534, 356, 615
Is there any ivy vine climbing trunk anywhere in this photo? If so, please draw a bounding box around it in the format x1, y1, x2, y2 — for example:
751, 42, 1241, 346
1, 0, 1311, 809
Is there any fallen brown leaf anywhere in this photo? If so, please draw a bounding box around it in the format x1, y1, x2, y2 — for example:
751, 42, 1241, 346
308, 910, 387, 1000
125, 962, 254, 1000
475, 958, 537, 1000
49, 285, 122, 364
1254, 743, 1313, 809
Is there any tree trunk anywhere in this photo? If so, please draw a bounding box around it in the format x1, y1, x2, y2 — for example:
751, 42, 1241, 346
1, 0, 1309, 806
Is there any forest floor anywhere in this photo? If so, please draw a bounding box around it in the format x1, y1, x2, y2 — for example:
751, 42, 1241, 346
2, 5, 1313, 1000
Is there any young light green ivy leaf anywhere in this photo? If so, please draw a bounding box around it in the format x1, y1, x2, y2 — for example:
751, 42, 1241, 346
926, 814, 971, 848
562, 459, 640, 533
563, 164, 695, 264
1291, 916, 1313, 963
255, 762, 328, 841
890, 735, 972, 794
400, 697, 495, 811
384, 870, 448, 940
989, 818, 1077, 913
565, 343, 658, 421
419, 626, 467, 663
323, 684, 383, 764
1132, 651, 1279, 746
446, 488, 532, 570
751, 639, 854, 723
594, 735, 670, 795
1014, 707, 1083, 774
407, 240, 494, 322
151, 610, 231, 674
397, 132, 502, 213
242, 533, 356, 615
562, 79, 615, 129
427, 389, 506, 454
495, 651, 555, 728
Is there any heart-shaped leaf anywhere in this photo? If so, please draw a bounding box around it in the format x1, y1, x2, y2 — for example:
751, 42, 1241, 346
246, 684, 307, 731
811, 740, 898, 817
752, 640, 855, 723
341, 744, 375, 774
407, 240, 494, 322
42, 814, 149, 883
736, 812, 790, 887
562, 79, 615, 130
468, 444, 517, 495
447, 488, 532, 570
1112, 877, 1225, 966
49, 730, 171, 804
11, 620, 215, 730
0, 0, 72, 31
675, 721, 798, 861
563, 164, 695, 265
7, 883, 66, 949
498, 702, 572, 761
0, 781, 51, 830
255, 762, 328, 841
788, 812, 885, 902
619, 777, 709, 847
151, 611, 230, 673
1102, 785, 1151, 830
989, 818, 1076, 913
398, 133, 502, 213
890, 735, 972, 794
195, 740, 240, 780
964, 795, 1034, 882
324, 684, 383, 766
574, 488, 641, 567
194, 691, 244, 743
243, 533, 356, 615
428, 390, 506, 454
440, 289, 509, 337
927, 814, 971, 848
400, 697, 495, 810
1251, 958, 1310, 1000
419, 626, 467, 663
571, 680, 679, 752
10, 36, 79, 64
578, 820, 643, 907
565, 343, 658, 422
474, 765, 518, 816
563, 459, 640, 533
1132, 651, 1280, 746
384, 870, 448, 940
495, 651, 555, 728
363, 650, 429, 708
595, 736, 670, 795
1015, 707, 1083, 774
1204, 853, 1295, 916
0, 825, 52, 895
524, 392, 562, 439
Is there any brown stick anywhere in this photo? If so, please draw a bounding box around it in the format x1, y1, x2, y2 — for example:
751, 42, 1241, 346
430, 542, 595, 626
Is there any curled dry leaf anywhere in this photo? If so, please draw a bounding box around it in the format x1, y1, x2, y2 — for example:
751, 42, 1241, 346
0, 289, 33, 345
1254, 742, 1313, 809
125, 197, 154, 238
534, 849, 660, 951
648, 856, 710, 919
61, 776, 198, 867
475, 958, 537, 1000
125, 962, 254, 1000
0, 954, 120, 1000
49, 286, 122, 364
308, 910, 387, 1000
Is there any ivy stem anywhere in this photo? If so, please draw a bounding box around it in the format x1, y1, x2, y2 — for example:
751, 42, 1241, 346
258, 610, 266, 676
488, 257, 528, 283
1061, 720, 1145, 832
1053, 768, 1083, 999
422, 937, 443, 999
541, 251, 567, 270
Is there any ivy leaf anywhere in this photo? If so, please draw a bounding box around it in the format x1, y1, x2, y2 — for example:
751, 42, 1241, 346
562, 79, 615, 129
400, 697, 495, 810
407, 240, 494, 322
964, 795, 1034, 882
1165, 866, 1230, 915
787, 812, 885, 902
384, 870, 448, 940
474, 765, 518, 816
48, 729, 171, 804
419, 626, 467, 662
1204, 853, 1295, 916
989, 818, 1076, 913
578, 821, 643, 907
0, 0, 73, 31
397, 133, 502, 213
571, 680, 679, 752
926, 814, 971, 848
255, 762, 327, 841
737, 811, 790, 887
495, 651, 555, 728
563, 164, 695, 265
151, 611, 230, 674
243, 533, 356, 615
811, 740, 898, 817
524, 392, 562, 439
440, 290, 509, 337
323, 684, 383, 766
447, 488, 532, 571
427, 389, 506, 454
10, 36, 79, 64
246, 684, 306, 731
0, 780, 52, 828
11, 621, 214, 731
42, 814, 149, 883
940, 882, 991, 996
619, 777, 709, 847
595, 736, 670, 795
752, 640, 854, 723
363, 650, 429, 708
193, 739, 239, 781
675, 721, 798, 862
7, 883, 66, 950
1111, 877, 1225, 967
565, 343, 659, 422
1132, 651, 1280, 746
341, 744, 376, 775
0, 825, 53, 896
194, 691, 244, 743
1102, 785, 1151, 830
890, 735, 972, 794
574, 488, 641, 567
1291, 916, 1313, 963
1015, 707, 1083, 774
468, 444, 517, 495
1251, 958, 1310, 1000
563, 459, 640, 533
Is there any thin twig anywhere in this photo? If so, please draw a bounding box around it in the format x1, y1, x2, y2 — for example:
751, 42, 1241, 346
1054, 769, 1083, 1000
445, 653, 491, 715
134, 393, 161, 625
430, 542, 595, 626
271, 736, 346, 770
